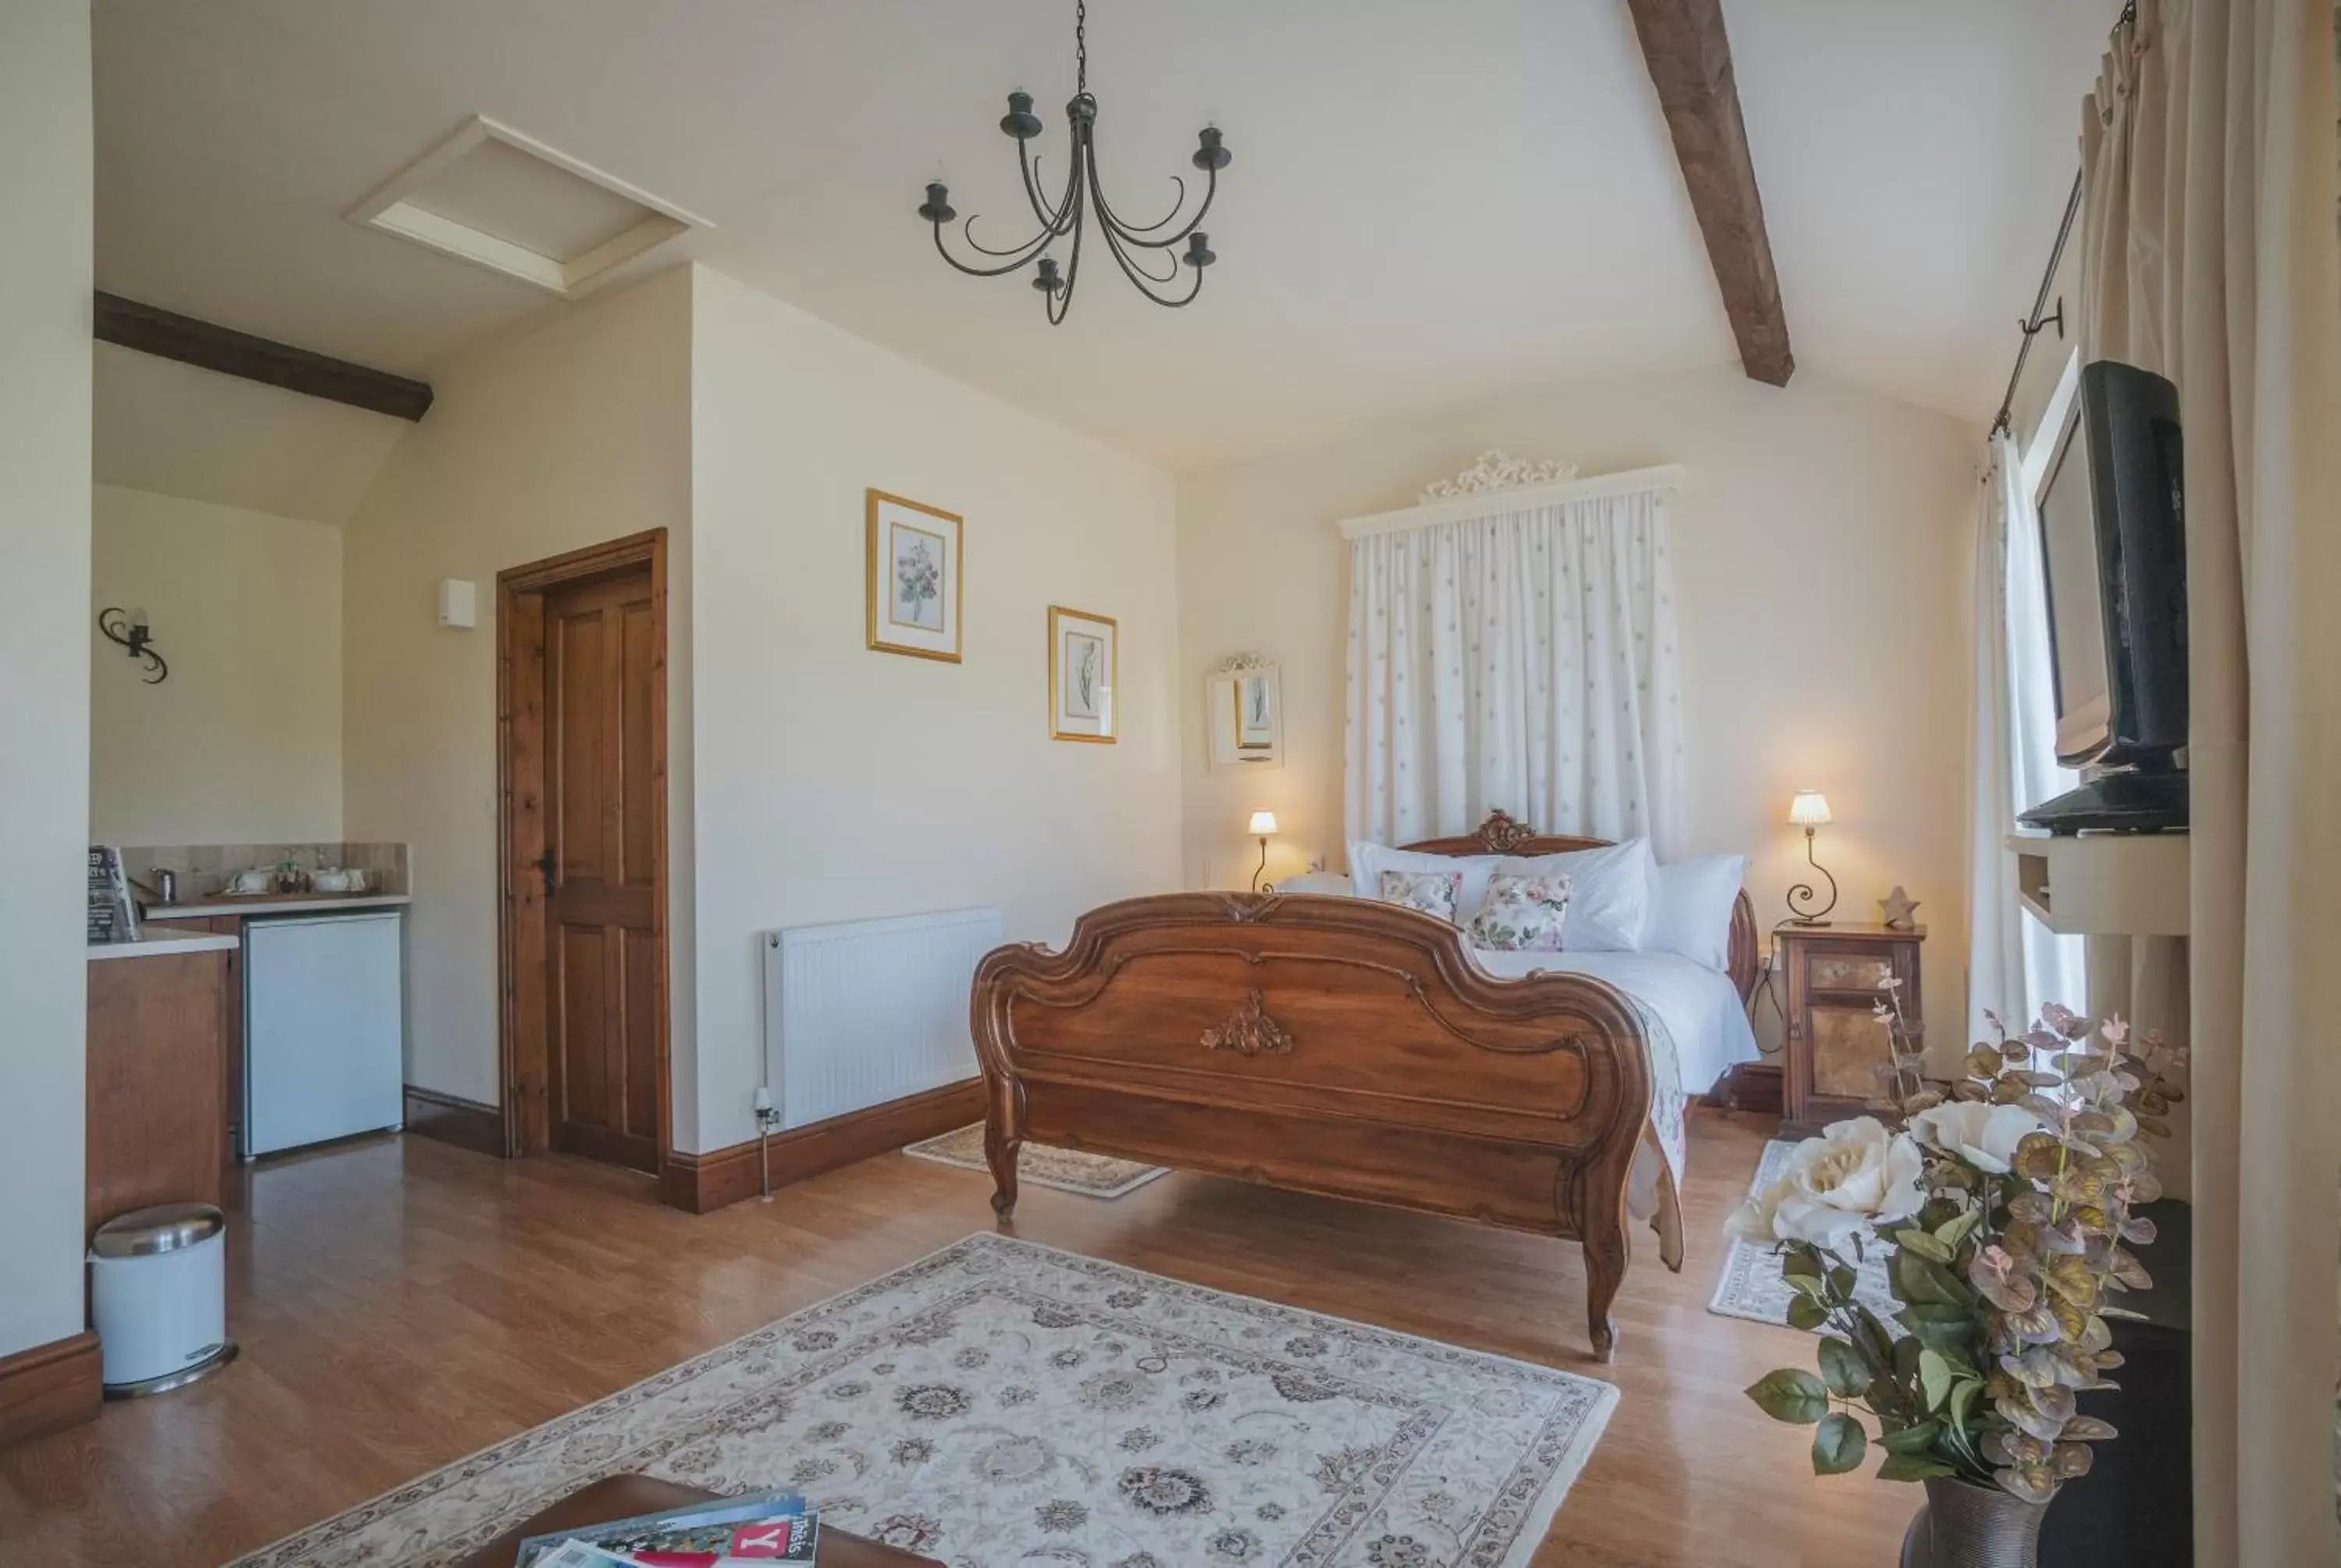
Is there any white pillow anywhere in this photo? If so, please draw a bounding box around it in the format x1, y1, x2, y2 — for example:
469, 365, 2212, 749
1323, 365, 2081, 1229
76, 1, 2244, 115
1273, 871, 1355, 896
1347, 842, 1503, 922
1645, 853, 1749, 972
1495, 838, 1654, 952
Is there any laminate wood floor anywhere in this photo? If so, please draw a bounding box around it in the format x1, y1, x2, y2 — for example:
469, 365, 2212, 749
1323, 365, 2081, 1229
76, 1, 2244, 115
0, 1108, 1909, 1566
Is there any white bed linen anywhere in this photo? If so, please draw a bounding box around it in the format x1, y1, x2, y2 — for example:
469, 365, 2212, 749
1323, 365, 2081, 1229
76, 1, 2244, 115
1466, 947, 1759, 1220
1465, 946, 1757, 1098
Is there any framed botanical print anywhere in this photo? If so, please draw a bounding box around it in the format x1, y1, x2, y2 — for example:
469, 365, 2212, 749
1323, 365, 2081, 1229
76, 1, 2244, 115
1048, 605, 1117, 743
866, 489, 963, 662
1205, 654, 1282, 770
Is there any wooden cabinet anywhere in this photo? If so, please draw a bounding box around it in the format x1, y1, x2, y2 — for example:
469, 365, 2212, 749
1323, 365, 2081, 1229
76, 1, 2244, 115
1776, 922, 1924, 1139
86, 949, 231, 1234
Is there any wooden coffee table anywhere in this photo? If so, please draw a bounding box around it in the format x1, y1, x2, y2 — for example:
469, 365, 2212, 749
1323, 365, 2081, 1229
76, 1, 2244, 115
451, 1474, 940, 1567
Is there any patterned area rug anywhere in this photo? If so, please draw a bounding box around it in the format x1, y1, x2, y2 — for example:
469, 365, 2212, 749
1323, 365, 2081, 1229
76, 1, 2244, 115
904, 1123, 1170, 1199
1707, 1138, 1899, 1328
230, 1235, 1617, 1568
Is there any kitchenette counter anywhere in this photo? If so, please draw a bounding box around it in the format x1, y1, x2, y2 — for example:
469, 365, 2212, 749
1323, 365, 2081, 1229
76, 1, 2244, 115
144, 892, 412, 920
88, 929, 243, 961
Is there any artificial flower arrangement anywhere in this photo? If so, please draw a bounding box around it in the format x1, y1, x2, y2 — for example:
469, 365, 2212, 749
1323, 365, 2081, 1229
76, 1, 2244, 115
1728, 984, 2187, 1506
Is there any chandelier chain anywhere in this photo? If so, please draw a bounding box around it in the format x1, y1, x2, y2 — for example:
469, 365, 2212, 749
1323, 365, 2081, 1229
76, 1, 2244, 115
1075, 0, 1087, 94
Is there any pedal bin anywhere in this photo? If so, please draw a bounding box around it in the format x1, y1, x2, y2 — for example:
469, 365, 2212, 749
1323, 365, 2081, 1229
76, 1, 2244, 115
88, 1202, 237, 1397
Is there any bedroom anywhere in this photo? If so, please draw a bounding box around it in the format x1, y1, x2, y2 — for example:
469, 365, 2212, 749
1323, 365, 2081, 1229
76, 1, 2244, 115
2, 2, 2336, 1566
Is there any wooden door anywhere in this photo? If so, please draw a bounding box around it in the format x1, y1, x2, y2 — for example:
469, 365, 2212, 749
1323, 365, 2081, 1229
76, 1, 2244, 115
539, 567, 663, 1172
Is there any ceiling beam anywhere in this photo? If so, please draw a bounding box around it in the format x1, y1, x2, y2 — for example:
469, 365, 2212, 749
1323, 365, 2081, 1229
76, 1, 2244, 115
1624, 0, 1794, 387
93, 291, 434, 422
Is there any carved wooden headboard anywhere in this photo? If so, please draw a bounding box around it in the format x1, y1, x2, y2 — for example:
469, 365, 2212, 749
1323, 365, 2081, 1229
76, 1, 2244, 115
1398, 810, 1761, 1002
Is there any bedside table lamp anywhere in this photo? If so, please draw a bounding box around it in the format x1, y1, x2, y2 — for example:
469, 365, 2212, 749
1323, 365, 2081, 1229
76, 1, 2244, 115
1247, 810, 1278, 892
1785, 789, 1838, 924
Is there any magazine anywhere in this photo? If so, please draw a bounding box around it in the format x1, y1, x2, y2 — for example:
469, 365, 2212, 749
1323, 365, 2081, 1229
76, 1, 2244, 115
515, 1489, 815, 1567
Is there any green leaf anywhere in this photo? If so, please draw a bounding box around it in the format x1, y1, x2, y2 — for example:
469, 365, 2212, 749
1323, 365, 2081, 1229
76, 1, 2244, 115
1828, 1265, 1857, 1300
1745, 1368, 1830, 1424
1905, 1316, 1975, 1353
1895, 1250, 1956, 1306
1785, 1270, 1828, 1301
1877, 1453, 1960, 1483
1786, 1294, 1829, 1332
1812, 1412, 1867, 1476
1894, 1228, 1954, 1265
1782, 1247, 1824, 1282
1934, 1208, 1982, 1250
1918, 1348, 1958, 1411
1817, 1336, 1870, 1398
1947, 1376, 1983, 1436
1879, 1420, 1942, 1454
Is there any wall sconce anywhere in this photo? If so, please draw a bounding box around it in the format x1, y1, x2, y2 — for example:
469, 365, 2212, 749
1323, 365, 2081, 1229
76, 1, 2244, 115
1785, 789, 1836, 924
97, 606, 169, 684
1247, 810, 1278, 892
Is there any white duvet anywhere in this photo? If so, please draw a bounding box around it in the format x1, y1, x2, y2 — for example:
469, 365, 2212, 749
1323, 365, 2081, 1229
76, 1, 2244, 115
1464, 946, 1760, 1100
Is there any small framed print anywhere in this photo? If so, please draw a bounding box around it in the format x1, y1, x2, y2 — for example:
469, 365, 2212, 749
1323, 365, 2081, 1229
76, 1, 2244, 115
1235, 669, 1277, 750
867, 489, 963, 662
1048, 605, 1117, 743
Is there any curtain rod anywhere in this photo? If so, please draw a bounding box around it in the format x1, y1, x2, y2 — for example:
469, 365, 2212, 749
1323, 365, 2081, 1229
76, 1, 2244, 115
1987, 0, 2134, 439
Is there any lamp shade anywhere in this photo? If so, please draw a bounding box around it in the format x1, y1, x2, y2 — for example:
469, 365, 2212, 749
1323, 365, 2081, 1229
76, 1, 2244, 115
1788, 790, 1832, 828
1248, 810, 1278, 836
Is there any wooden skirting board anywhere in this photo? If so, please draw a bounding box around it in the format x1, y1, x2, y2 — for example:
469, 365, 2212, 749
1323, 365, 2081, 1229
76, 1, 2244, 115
402, 1085, 508, 1159
0, 1330, 100, 1449
660, 1079, 983, 1215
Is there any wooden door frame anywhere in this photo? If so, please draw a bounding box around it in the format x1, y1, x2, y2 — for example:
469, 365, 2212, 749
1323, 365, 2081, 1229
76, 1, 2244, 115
496, 527, 672, 1170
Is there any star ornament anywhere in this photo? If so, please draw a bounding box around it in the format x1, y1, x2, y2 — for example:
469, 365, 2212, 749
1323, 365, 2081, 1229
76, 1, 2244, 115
1879, 885, 1920, 929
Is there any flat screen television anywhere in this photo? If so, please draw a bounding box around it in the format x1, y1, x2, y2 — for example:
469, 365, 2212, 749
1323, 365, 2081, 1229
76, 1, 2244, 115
2017, 360, 2189, 834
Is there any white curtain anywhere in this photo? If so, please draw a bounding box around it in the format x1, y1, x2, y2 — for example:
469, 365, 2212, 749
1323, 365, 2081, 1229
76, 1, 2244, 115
1963, 429, 2085, 1048
1344, 485, 1686, 857
2080, 2, 2341, 1559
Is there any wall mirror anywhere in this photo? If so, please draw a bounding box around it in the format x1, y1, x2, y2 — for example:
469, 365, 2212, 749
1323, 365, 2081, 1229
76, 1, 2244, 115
1205, 654, 1282, 771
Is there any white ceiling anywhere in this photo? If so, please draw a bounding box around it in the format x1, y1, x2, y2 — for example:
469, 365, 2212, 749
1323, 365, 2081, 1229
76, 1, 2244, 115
93, 0, 2116, 473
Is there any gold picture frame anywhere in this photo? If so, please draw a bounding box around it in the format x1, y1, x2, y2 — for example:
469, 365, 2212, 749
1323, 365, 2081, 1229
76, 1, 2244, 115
1048, 605, 1118, 743
866, 489, 964, 662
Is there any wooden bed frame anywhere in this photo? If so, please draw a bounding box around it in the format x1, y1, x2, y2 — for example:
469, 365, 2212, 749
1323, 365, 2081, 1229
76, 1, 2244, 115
969, 811, 1758, 1360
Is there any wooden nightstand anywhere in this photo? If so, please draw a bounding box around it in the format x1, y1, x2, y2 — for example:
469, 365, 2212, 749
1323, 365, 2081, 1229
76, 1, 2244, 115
1775, 921, 1924, 1139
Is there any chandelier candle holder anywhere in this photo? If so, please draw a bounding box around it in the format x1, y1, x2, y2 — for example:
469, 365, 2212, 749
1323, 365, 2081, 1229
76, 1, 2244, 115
917, 0, 1229, 323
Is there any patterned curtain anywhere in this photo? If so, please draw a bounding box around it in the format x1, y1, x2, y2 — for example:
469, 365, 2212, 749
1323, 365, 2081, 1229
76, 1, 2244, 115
1343, 484, 1686, 857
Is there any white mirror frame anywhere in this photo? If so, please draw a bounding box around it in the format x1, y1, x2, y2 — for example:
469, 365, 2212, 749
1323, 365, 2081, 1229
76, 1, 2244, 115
1206, 654, 1283, 772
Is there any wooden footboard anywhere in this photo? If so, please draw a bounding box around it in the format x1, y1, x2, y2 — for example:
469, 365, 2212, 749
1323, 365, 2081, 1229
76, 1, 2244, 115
970, 890, 1655, 1360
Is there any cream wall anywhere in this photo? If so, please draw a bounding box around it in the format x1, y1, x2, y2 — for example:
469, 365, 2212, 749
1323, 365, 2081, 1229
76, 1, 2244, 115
91, 484, 343, 846
341, 268, 694, 1112
1176, 365, 1981, 1066
0, 0, 92, 1360
687, 266, 1181, 1153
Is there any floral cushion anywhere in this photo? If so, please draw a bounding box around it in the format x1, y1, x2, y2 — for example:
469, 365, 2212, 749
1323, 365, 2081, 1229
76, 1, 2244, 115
1376, 868, 1463, 924
1465, 873, 1574, 952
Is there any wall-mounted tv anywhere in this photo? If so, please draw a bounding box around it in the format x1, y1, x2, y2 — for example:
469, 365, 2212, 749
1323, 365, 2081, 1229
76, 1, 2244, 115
2017, 360, 2188, 834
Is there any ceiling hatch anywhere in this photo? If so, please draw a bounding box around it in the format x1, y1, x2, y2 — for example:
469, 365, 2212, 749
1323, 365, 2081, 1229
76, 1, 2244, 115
349, 116, 708, 297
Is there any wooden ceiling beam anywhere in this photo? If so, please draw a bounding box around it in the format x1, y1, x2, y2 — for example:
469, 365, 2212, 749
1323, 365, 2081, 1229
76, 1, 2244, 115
93, 291, 434, 422
1624, 0, 1794, 387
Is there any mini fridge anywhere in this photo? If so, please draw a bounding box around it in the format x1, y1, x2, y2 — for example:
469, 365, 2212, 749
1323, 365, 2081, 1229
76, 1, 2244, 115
242, 911, 404, 1158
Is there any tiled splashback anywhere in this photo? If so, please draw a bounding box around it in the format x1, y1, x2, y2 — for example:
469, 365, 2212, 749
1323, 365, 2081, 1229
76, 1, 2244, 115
117, 843, 411, 900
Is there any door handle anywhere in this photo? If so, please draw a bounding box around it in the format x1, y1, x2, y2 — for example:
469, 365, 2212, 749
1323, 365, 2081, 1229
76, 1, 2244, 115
535, 849, 558, 890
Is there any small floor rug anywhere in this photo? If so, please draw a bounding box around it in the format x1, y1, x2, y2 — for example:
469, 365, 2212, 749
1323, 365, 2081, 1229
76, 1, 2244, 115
1707, 1138, 1899, 1328
230, 1235, 1617, 1568
904, 1123, 1170, 1199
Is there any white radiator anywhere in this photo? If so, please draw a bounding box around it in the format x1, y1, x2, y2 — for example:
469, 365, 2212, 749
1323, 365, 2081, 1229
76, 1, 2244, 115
762, 906, 1003, 1129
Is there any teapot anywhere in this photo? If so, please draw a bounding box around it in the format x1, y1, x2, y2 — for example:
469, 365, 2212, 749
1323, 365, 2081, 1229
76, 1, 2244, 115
225, 868, 275, 896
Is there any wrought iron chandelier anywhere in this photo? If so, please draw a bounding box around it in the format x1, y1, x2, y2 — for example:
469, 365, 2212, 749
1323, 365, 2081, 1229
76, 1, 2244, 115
916, 0, 1230, 323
